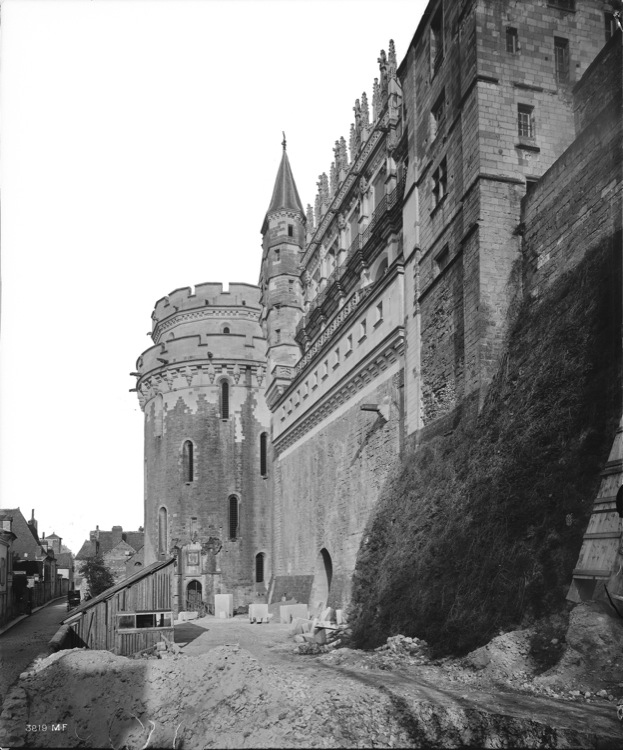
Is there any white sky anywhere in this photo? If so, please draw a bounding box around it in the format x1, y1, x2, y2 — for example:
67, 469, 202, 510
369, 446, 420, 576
0, 0, 427, 555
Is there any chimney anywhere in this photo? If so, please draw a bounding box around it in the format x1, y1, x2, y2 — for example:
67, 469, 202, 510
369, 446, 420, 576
27, 509, 38, 536
112, 525, 123, 547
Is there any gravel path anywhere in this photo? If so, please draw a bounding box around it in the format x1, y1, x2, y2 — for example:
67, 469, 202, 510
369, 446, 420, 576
0, 600, 66, 710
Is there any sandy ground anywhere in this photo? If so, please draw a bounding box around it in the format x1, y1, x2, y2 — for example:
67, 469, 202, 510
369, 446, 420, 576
1, 606, 622, 748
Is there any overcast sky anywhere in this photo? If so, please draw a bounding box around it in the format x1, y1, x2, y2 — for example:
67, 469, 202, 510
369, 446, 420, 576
0, 0, 427, 555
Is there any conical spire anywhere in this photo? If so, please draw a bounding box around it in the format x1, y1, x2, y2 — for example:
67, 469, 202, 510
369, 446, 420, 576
262, 138, 305, 232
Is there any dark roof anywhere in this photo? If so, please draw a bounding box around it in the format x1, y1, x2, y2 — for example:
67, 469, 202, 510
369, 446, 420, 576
56, 552, 74, 568
262, 148, 304, 232
75, 529, 144, 559
62, 558, 175, 623
2, 508, 45, 558
75, 540, 96, 559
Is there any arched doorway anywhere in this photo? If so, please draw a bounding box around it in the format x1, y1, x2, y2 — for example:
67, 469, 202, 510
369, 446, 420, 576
186, 580, 202, 611
309, 548, 332, 612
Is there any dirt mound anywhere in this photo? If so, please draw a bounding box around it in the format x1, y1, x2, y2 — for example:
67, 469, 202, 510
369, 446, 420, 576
535, 602, 623, 695
461, 628, 536, 683
1, 644, 418, 748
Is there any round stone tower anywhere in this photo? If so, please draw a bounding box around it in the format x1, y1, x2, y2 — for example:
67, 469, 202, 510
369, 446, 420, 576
135, 283, 270, 614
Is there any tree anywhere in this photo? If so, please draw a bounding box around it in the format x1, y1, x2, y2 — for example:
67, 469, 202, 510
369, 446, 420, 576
79, 555, 115, 598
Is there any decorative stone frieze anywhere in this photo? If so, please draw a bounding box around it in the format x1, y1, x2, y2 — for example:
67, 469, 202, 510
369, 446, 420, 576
273, 335, 404, 454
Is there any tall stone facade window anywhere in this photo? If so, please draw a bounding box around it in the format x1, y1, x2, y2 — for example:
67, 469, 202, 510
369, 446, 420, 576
430, 89, 446, 140
158, 507, 168, 557
605, 13, 617, 42
221, 381, 230, 419
228, 495, 239, 540
255, 553, 265, 583
506, 27, 519, 54
429, 4, 444, 76
554, 37, 570, 83
260, 432, 268, 477
182, 440, 194, 482
517, 104, 535, 139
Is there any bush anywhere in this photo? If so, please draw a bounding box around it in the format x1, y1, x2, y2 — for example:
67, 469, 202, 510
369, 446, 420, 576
79, 555, 115, 598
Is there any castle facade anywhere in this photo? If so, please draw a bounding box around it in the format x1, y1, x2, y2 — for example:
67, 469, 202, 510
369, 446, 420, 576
135, 0, 621, 613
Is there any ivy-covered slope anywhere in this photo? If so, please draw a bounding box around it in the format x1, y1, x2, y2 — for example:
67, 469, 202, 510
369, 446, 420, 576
350, 237, 622, 656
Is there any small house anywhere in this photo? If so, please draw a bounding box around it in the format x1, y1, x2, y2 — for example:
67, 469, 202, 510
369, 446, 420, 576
62, 558, 175, 656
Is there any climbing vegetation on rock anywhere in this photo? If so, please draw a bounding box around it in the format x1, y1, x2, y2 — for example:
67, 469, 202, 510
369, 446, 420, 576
350, 237, 622, 656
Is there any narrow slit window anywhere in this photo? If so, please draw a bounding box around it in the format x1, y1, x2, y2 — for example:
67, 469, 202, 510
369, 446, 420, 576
182, 441, 194, 482
434, 245, 450, 276
260, 432, 268, 477
158, 507, 168, 556
255, 553, 265, 583
432, 158, 448, 208
228, 495, 239, 540
221, 381, 230, 419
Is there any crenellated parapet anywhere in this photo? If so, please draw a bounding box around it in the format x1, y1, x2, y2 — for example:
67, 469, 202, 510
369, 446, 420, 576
152, 283, 261, 327
134, 282, 268, 411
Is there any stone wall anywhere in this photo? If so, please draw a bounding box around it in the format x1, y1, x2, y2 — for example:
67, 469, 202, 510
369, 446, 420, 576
401, 0, 610, 437
522, 35, 622, 296
270, 368, 403, 609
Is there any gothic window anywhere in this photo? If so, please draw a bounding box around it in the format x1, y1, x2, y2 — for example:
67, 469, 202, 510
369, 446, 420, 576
228, 495, 239, 540
506, 27, 519, 54
158, 507, 168, 557
260, 432, 268, 477
182, 440, 194, 482
221, 381, 230, 419
554, 37, 570, 83
517, 104, 535, 139
255, 553, 265, 583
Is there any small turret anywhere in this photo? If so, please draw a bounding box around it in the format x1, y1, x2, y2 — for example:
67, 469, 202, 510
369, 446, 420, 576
260, 136, 305, 409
